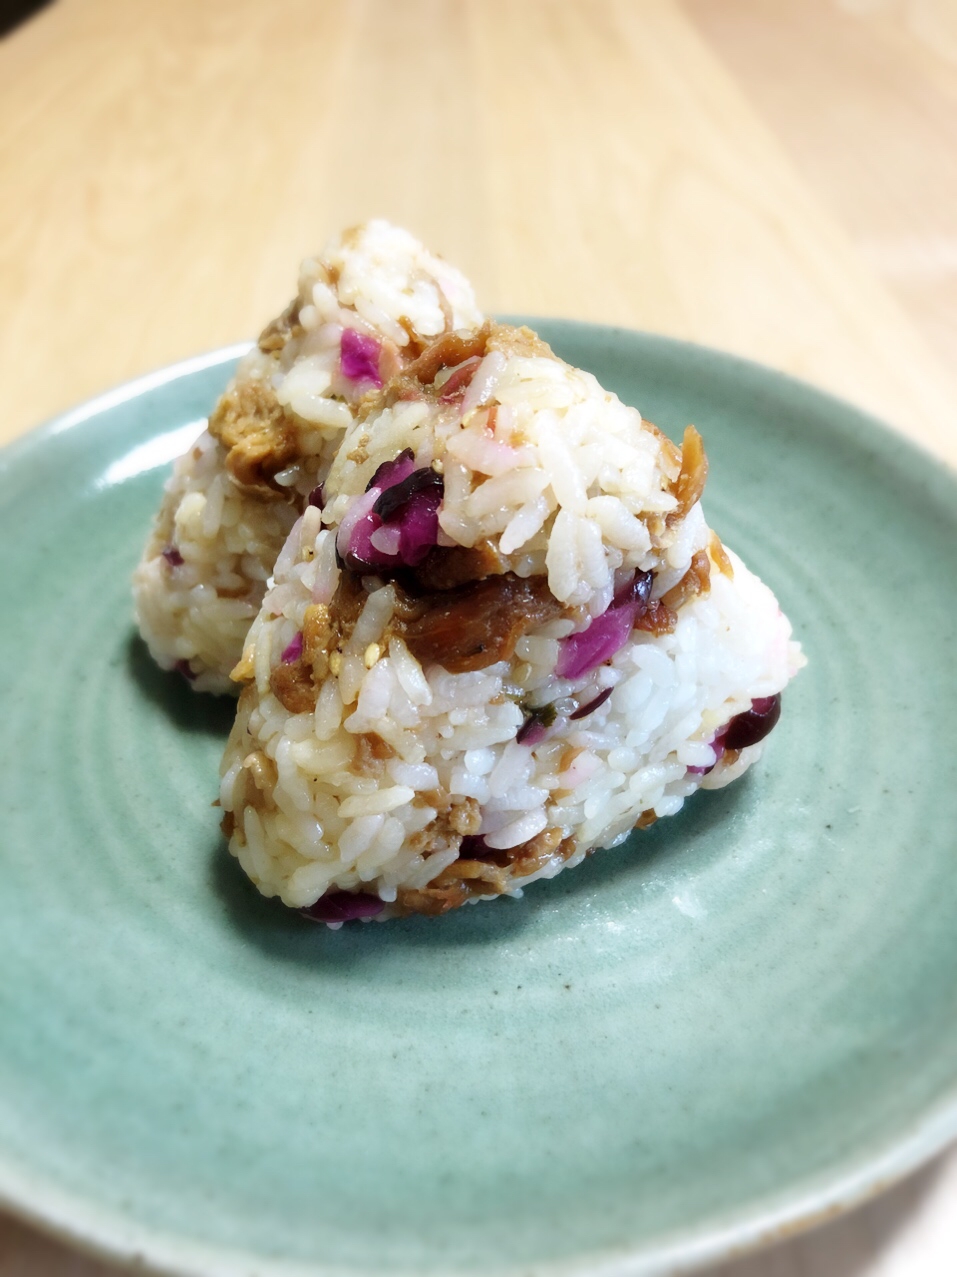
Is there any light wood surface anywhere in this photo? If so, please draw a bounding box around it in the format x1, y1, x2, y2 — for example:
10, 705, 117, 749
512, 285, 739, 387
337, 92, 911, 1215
1, 1, 956, 1273
2, 0, 957, 460
686, 0, 957, 381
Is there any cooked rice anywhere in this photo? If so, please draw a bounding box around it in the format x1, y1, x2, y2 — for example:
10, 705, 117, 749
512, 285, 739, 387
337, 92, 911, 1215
133, 221, 483, 692
219, 321, 804, 920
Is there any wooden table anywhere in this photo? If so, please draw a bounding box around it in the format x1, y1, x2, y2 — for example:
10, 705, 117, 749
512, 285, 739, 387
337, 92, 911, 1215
1, 1, 955, 1272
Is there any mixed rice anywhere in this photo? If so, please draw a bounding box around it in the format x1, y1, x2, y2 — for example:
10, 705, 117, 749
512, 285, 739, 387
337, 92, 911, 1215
213, 316, 804, 922
133, 221, 482, 692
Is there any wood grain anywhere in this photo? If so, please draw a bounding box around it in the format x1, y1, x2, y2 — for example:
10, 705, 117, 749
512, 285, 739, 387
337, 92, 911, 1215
1, 1, 956, 1274
685, 0, 957, 381
0, 0, 955, 458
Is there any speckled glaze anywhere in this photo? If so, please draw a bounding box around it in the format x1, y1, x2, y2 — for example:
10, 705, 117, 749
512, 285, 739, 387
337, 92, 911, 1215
1, 324, 956, 1277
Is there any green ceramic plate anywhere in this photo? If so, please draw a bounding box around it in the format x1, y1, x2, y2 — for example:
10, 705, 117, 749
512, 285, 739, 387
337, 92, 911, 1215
1, 322, 956, 1277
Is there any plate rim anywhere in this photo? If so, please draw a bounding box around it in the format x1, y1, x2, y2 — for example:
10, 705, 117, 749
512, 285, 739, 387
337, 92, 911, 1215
2, 324, 957, 1277
4, 322, 956, 485
2, 1071, 956, 1277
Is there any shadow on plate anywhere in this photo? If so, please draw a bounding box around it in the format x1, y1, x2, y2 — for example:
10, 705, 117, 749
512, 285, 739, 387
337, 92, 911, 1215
208, 835, 534, 963
207, 775, 752, 970
126, 626, 758, 966
126, 633, 236, 737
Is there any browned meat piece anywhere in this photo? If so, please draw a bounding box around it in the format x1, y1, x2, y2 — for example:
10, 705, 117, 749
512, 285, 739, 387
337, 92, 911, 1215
395, 573, 565, 673
243, 750, 279, 795
486, 322, 555, 361
379, 323, 492, 407
270, 575, 371, 712
661, 549, 711, 611
394, 879, 473, 916
634, 598, 677, 636
409, 539, 507, 592
376, 320, 557, 412
668, 425, 708, 525
351, 733, 396, 777
257, 299, 303, 354
643, 420, 682, 474
322, 573, 368, 662
208, 380, 300, 496
709, 531, 734, 579
301, 603, 333, 680
448, 796, 482, 836
267, 560, 562, 710
394, 827, 574, 916
269, 658, 316, 714
406, 323, 491, 387
504, 826, 567, 878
